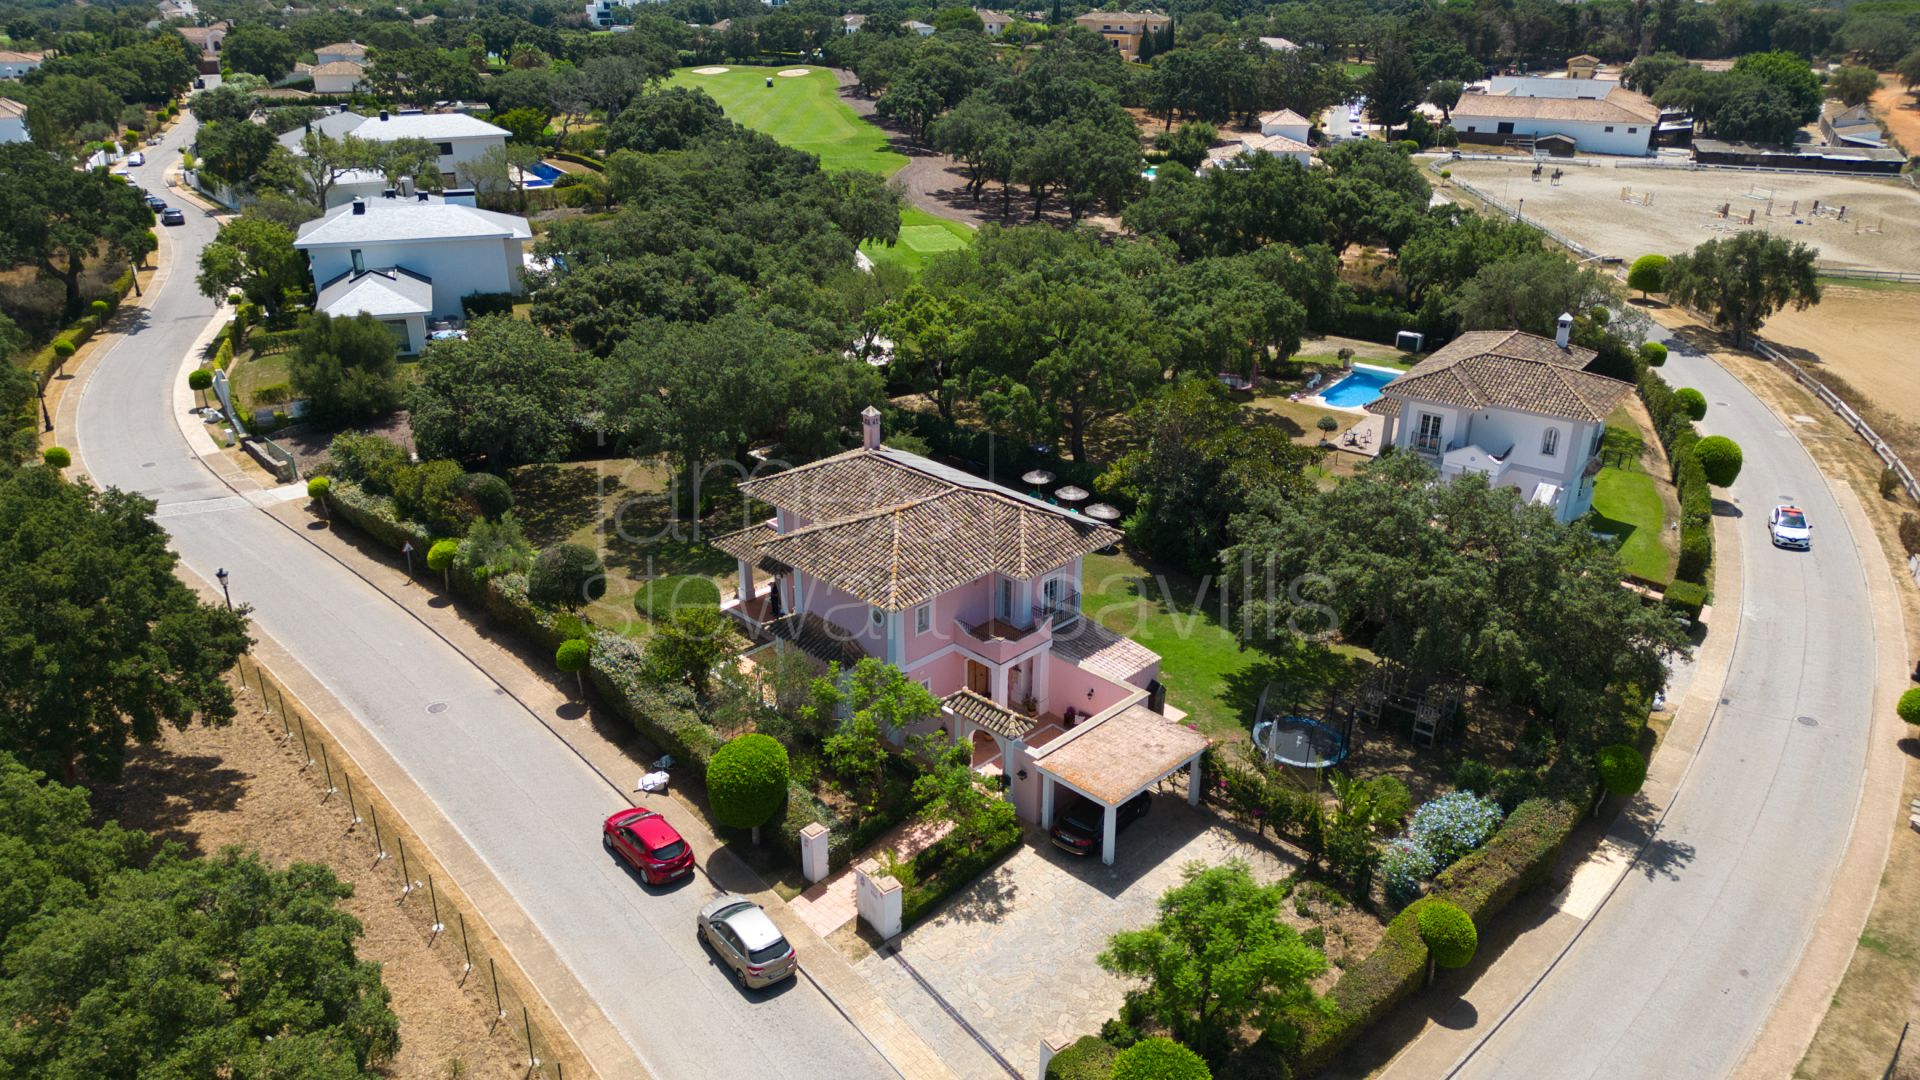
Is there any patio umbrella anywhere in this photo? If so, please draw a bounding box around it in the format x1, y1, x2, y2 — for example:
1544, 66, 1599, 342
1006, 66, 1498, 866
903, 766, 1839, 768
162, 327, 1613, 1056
1054, 485, 1089, 503
1021, 469, 1055, 486
1083, 502, 1121, 521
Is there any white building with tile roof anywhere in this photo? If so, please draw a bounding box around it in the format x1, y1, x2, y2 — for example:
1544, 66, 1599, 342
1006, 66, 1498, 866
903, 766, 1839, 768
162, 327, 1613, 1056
0, 97, 26, 144
1367, 318, 1634, 522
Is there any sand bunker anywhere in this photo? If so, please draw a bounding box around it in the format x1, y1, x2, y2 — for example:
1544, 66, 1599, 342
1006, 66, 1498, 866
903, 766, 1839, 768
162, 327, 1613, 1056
691, 66, 729, 75
777, 68, 811, 77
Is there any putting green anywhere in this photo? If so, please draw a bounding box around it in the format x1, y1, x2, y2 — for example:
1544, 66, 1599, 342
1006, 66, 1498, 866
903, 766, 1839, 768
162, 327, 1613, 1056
862, 209, 976, 273
668, 65, 908, 175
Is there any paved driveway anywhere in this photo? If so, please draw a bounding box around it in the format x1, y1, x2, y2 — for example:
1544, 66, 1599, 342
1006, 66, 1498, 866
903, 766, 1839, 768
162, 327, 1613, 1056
858, 799, 1299, 1080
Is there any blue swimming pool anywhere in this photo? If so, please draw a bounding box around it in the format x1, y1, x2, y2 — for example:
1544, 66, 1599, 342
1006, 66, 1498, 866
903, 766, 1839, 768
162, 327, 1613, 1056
1319, 364, 1397, 408
520, 161, 565, 189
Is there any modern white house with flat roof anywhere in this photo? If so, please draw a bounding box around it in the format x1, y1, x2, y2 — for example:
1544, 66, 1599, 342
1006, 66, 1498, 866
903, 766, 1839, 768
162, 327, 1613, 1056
1366, 318, 1634, 523
277, 109, 509, 198
293, 195, 531, 352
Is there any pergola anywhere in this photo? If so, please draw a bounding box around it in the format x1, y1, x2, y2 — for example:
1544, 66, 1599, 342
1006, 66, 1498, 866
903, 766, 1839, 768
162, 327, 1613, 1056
1033, 703, 1208, 865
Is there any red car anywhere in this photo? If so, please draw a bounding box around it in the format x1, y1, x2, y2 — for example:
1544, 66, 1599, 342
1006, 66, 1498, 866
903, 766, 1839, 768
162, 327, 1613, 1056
602, 808, 695, 885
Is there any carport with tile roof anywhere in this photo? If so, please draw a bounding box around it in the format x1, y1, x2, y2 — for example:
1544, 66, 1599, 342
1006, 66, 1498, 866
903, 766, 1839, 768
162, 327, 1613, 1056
1033, 703, 1209, 865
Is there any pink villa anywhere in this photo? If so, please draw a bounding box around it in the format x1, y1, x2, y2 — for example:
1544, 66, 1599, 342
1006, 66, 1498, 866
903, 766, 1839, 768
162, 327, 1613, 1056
713, 409, 1206, 863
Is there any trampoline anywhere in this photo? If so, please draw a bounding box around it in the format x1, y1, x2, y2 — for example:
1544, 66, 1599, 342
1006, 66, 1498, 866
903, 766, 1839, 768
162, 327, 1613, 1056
1250, 682, 1353, 768
1252, 715, 1351, 769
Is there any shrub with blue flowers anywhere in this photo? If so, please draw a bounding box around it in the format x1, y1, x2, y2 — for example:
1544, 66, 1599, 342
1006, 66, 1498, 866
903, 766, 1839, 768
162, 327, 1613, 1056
1378, 836, 1437, 908
1409, 791, 1505, 867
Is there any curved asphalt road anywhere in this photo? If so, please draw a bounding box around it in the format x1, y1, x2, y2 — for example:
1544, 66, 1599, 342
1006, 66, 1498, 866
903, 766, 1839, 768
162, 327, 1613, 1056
1455, 332, 1876, 1078
77, 113, 893, 1080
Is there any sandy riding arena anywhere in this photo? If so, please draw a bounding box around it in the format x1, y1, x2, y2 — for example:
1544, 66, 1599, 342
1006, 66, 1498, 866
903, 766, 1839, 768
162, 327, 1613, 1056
1447, 159, 1920, 273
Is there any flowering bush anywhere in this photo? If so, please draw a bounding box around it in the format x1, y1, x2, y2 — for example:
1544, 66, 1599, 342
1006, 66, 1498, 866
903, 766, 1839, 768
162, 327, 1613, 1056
1410, 791, 1504, 868
1378, 836, 1436, 908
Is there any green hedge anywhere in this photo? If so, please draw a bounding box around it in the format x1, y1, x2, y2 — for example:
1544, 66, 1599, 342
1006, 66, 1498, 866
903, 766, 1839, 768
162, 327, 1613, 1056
1329, 302, 1418, 345
1278, 797, 1583, 1074
899, 821, 1025, 928
250, 329, 302, 356
1047, 1035, 1119, 1080
1638, 363, 1713, 586
551, 150, 605, 172
1661, 579, 1707, 623
321, 477, 871, 872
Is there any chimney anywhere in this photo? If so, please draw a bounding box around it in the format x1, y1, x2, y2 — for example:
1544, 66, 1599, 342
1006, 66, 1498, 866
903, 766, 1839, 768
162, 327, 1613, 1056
1555, 311, 1573, 349
398, 174, 414, 198
350, 197, 366, 215
860, 406, 881, 450
378, 109, 389, 121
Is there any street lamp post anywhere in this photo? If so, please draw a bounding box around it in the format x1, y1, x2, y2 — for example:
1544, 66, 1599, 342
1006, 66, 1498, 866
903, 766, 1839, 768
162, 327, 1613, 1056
216, 567, 231, 609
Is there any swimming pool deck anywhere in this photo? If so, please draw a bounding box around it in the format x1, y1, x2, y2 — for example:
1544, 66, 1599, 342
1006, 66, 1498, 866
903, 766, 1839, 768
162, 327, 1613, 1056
1304, 361, 1400, 414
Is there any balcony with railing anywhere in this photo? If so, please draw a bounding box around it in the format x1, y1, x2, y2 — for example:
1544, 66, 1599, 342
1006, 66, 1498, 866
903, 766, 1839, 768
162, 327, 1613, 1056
1039, 590, 1081, 630
960, 615, 1052, 664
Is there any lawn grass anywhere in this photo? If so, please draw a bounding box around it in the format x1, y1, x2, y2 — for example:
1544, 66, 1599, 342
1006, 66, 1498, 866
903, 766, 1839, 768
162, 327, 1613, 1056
863, 208, 976, 274
668, 65, 908, 176
1591, 466, 1673, 584
670, 65, 974, 272
227, 350, 290, 416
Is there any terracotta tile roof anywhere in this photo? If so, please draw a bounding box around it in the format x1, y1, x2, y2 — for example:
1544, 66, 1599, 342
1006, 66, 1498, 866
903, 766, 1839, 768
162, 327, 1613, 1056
1453, 86, 1658, 125
764, 611, 866, 667
0, 98, 24, 120
943, 690, 1031, 740
1051, 619, 1160, 684
729, 447, 1119, 611
1259, 108, 1310, 127
1034, 703, 1206, 805
310, 60, 365, 76
707, 521, 791, 574
1379, 330, 1631, 423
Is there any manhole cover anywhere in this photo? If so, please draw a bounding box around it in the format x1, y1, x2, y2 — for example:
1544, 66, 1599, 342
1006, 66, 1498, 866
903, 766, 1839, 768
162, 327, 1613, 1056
426, 701, 449, 715
1796, 715, 1818, 727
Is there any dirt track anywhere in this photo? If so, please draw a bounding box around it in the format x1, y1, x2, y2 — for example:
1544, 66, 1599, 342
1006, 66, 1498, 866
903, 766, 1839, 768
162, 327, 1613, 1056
1449, 159, 1920, 272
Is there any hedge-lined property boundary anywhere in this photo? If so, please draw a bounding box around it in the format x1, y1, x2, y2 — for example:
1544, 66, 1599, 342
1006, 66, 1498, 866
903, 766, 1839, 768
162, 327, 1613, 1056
1636, 365, 1713, 588
23, 264, 140, 384
322, 479, 912, 872
1275, 796, 1583, 1074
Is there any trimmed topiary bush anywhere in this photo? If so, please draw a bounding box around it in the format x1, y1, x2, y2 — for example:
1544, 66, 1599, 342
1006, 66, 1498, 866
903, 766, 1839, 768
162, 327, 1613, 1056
556, 637, 591, 697
462, 472, 513, 520
307, 475, 331, 500
1046, 1035, 1119, 1080
1674, 388, 1707, 421
52, 340, 76, 360
1639, 341, 1668, 368
1898, 687, 1920, 727
1694, 436, 1744, 487
427, 538, 459, 588
707, 734, 790, 842
1112, 1037, 1211, 1080
1595, 744, 1648, 797
1416, 899, 1478, 971
1627, 254, 1670, 297
527, 542, 607, 610
1410, 791, 1504, 868
188, 367, 213, 392
42, 447, 71, 468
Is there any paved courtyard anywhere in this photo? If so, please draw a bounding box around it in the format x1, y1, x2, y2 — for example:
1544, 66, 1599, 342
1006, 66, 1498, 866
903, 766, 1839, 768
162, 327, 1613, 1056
855, 797, 1300, 1080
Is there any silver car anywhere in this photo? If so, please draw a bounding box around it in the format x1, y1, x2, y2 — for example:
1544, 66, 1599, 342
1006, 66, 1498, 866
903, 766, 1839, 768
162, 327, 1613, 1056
697, 894, 796, 989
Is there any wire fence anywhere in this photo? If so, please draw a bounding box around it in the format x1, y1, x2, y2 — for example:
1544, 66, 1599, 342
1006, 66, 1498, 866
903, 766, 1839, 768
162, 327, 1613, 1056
1747, 338, 1920, 503
230, 653, 583, 1080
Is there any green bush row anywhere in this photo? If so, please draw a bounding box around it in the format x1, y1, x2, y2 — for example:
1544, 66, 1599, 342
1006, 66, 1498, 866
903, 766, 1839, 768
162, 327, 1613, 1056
1662, 580, 1708, 623
899, 821, 1025, 928
550, 150, 605, 172
250, 329, 302, 356
1637, 366, 1714, 586
1047, 1035, 1120, 1080
1276, 797, 1583, 1074
321, 478, 866, 871
1329, 302, 1418, 346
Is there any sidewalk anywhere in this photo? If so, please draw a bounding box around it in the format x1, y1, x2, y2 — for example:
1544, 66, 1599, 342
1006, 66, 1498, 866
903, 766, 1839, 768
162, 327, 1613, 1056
264, 499, 958, 1080
1376, 498, 1747, 1078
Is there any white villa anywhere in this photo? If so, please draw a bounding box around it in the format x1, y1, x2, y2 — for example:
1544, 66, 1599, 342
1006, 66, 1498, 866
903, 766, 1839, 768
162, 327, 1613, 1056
277, 108, 510, 202
713, 410, 1207, 863
1366, 318, 1634, 523
0, 50, 44, 79
293, 194, 531, 353
309, 60, 367, 94
1208, 108, 1313, 168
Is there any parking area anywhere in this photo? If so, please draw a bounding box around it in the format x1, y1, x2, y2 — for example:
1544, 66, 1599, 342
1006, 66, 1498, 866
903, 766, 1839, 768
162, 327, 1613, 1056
854, 797, 1301, 1080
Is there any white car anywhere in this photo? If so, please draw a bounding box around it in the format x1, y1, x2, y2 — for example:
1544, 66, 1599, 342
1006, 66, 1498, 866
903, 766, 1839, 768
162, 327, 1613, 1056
1768, 505, 1811, 550
126, 151, 145, 166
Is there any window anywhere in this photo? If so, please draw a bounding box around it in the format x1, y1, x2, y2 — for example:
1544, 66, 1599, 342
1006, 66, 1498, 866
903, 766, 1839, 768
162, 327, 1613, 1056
996, 579, 1013, 620
435, 141, 453, 156
870, 607, 884, 628
1628, 127, 1638, 133
1496, 121, 1515, 135
350, 248, 364, 274
1466, 125, 1477, 133
914, 603, 931, 635
1415, 413, 1443, 452
1542, 427, 1560, 456
1604, 126, 1615, 133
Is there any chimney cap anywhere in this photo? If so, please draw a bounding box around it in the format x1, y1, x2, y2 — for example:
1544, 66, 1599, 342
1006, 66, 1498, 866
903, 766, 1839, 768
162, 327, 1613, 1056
350, 196, 366, 214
